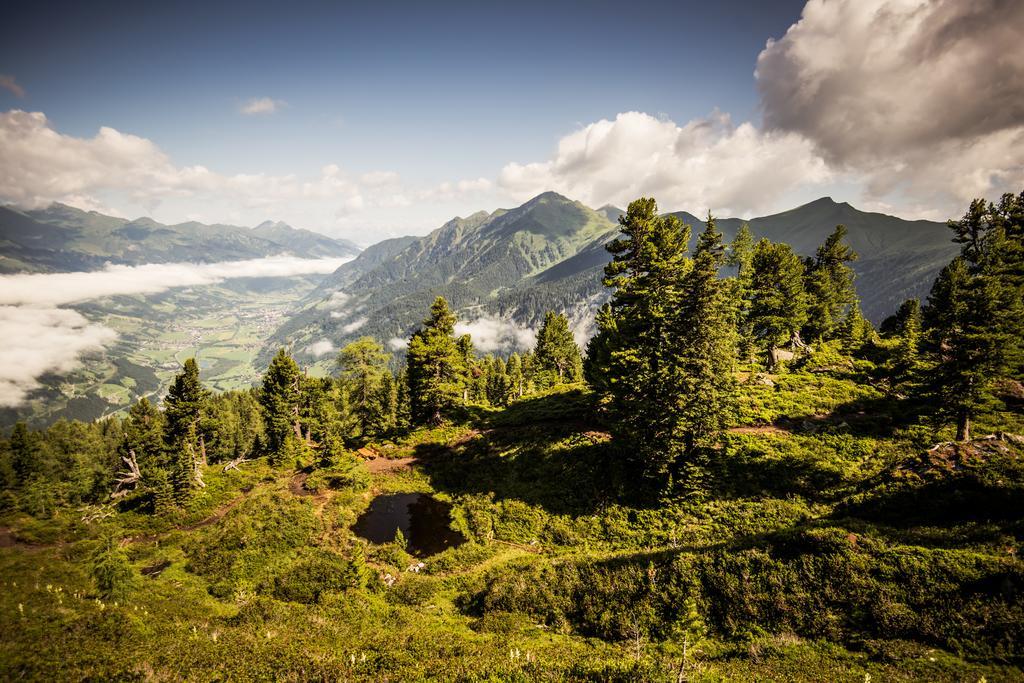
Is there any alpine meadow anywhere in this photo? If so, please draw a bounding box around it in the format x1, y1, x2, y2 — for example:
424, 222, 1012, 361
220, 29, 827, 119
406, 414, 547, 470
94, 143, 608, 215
1, 1, 1024, 681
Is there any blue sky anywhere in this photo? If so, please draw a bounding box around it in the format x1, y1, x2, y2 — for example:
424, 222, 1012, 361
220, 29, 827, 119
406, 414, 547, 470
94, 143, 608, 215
1, 0, 1020, 240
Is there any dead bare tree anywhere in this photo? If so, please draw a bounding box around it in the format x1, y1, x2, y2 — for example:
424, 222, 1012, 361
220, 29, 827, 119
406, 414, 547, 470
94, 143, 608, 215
222, 455, 253, 472
110, 449, 142, 499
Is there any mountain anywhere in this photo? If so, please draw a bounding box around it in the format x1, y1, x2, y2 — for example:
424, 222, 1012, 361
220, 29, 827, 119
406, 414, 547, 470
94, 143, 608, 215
268, 192, 621, 359
273, 193, 958, 363
667, 197, 957, 321
251, 220, 361, 258
0, 203, 360, 273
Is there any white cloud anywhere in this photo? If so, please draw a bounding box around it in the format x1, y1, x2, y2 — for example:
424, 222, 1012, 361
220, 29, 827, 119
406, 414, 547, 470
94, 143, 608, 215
498, 111, 832, 217
240, 97, 287, 115
455, 315, 536, 353
340, 317, 368, 334
0, 256, 353, 307
0, 306, 117, 407
0, 255, 353, 406
386, 337, 408, 351
324, 291, 351, 309
756, 0, 1024, 211
0, 75, 25, 98
306, 339, 335, 358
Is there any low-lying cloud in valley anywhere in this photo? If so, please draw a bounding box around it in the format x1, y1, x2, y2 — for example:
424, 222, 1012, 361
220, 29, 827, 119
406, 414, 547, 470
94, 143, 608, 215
0, 256, 352, 407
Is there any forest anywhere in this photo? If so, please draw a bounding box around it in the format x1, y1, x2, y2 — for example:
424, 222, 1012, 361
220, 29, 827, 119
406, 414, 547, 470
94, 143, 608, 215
1, 191, 1022, 681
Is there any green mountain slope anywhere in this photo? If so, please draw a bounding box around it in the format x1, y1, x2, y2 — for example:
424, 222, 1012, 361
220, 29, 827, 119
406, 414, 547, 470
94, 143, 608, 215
270, 192, 620, 361
0, 203, 360, 273
275, 194, 957, 364
668, 197, 957, 321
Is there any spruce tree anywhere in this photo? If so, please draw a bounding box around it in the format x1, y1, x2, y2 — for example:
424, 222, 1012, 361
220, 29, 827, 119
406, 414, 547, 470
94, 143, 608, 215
260, 349, 303, 463
163, 359, 208, 501
922, 191, 1024, 440
749, 239, 808, 349
9, 422, 37, 485
338, 337, 390, 436
587, 197, 691, 481
675, 218, 737, 456
406, 297, 467, 425
121, 398, 166, 476
803, 225, 858, 341
726, 223, 756, 361
534, 311, 583, 383
506, 353, 525, 399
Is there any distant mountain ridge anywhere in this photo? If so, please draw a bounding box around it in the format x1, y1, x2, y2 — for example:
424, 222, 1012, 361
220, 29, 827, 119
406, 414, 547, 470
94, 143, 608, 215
0, 203, 360, 273
272, 192, 958, 363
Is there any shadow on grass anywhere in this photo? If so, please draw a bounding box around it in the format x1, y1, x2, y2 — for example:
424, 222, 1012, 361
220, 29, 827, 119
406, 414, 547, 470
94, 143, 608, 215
416, 389, 662, 514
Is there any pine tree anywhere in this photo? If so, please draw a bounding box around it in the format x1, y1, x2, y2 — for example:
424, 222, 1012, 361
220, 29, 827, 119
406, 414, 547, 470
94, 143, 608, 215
673, 217, 737, 492
586, 197, 691, 481
726, 223, 756, 361
534, 311, 583, 384
163, 359, 208, 502
893, 298, 922, 378
749, 239, 808, 350
338, 337, 390, 436
260, 349, 303, 463
506, 353, 525, 399
803, 225, 859, 341
394, 367, 412, 430
406, 297, 468, 425
921, 191, 1024, 440
9, 422, 37, 485
121, 398, 165, 476
485, 357, 512, 406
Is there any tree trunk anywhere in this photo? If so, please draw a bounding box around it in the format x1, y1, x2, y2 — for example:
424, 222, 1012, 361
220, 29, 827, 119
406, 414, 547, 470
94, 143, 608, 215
199, 434, 208, 466
956, 410, 971, 442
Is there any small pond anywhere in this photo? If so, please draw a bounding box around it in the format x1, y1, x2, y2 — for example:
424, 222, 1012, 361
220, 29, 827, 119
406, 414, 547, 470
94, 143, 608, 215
351, 493, 466, 557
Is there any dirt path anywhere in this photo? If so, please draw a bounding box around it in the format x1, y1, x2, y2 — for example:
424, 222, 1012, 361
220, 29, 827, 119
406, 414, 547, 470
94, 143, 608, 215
365, 457, 418, 473
728, 425, 792, 436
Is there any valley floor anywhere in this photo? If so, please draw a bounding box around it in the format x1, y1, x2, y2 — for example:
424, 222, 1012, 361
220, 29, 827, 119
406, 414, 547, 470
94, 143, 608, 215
1, 369, 1022, 681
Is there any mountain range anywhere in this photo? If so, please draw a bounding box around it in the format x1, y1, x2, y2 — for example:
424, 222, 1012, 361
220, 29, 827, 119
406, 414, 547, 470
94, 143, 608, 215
273, 192, 959, 364
0, 203, 360, 273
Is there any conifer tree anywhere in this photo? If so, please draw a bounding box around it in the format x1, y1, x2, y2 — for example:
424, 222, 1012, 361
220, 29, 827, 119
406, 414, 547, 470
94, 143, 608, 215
406, 297, 467, 425
534, 311, 583, 383
586, 197, 691, 481
749, 239, 808, 349
9, 422, 37, 485
726, 223, 756, 360
260, 349, 303, 463
803, 225, 859, 341
506, 353, 525, 398
338, 337, 390, 436
921, 191, 1024, 440
120, 398, 166, 476
674, 217, 737, 483
892, 298, 922, 377
164, 359, 208, 501
485, 356, 512, 406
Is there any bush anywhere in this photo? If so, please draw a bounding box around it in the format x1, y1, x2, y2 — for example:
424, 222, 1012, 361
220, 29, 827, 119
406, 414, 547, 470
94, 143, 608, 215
269, 549, 359, 604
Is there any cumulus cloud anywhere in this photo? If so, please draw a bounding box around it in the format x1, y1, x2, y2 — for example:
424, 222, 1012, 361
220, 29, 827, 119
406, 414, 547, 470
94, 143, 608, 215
324, 291, 351, 309
498, 111, 831, 217
386, 337, 408, 351
0, 110, 414, 223
0, 256, 352, 307
240, 97, 286, 115
306, 339, 335, 358
0, 306, 117, 407
756, 0, 1024, 209
0, 75, 25, 98
455, 315, 536, 353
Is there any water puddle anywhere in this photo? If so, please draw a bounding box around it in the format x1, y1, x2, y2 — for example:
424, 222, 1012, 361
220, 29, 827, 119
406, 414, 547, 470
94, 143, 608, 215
352, 493, 466, 557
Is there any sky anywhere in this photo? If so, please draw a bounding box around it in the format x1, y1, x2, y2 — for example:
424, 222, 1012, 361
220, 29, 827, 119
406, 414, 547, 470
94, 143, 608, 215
1, 0, 1022, 242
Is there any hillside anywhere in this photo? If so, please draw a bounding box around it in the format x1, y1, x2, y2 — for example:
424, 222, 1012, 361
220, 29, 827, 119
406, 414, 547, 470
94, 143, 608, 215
274, 193, 955, 365
0, 203, 360, 273
2, 372, 1021, 680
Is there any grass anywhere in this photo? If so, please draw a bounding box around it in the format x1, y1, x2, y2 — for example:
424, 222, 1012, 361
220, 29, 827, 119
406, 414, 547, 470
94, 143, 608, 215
1, 368, 1022, 679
